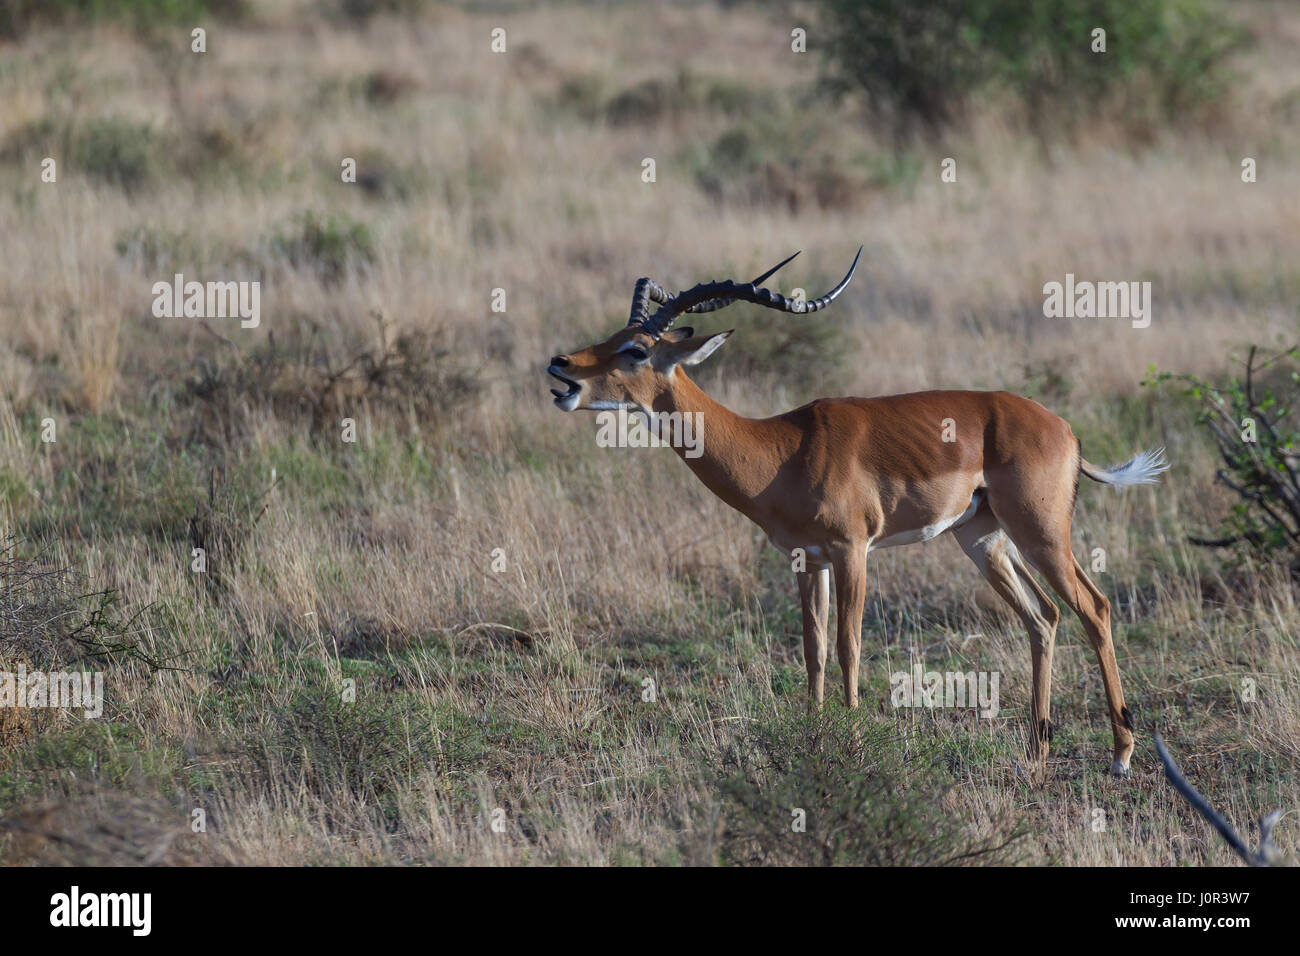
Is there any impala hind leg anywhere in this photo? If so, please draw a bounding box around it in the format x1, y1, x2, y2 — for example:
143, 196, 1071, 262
796, 567, 831, 709
997, 529, 1135, 777
952, 507, 1060, 763
831, 547, 867, 708
986, 447, 1136, 776
1061, 553, 1135, 777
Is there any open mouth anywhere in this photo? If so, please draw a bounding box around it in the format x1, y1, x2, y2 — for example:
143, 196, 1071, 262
547, 367, 580, 405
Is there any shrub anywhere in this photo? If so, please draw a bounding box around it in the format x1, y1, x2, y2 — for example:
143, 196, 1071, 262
71, 117, 161, 192
0, 537, 156, 672
603, 70, 764, 127
325, 0, 430, 26
690, 123, 868, 213
697, 709, 1026, 866
813, 0, 1248, 139
1147, 346, 1300, 572
550, 75, 607, 122
0, 0, 247, 41
236, 684, 448, 827
2, 116, 166, 192
270, 210, 376, 283
187, 464, 275, 598
361, 68, 417, 105
184, 314, 481, 443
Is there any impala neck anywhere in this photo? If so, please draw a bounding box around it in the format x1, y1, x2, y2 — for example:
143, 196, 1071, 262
648, 368, 781, 513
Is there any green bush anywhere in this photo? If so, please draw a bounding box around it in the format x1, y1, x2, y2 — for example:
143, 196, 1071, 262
814, 0, 1248, 139
3, 116, 172, 192
271, 210, 376, 282
238, 684, 444, 826
687, 120, 870, 212
326, 0, 431, 26
1148, 346, 1300, 573
0, 0, 247, 40
71, 117, 161, 192
698, 709, 1026, 866
602, 70, 765, 127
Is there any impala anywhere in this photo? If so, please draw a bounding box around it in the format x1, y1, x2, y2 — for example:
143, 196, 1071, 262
546, 250, 1167, 776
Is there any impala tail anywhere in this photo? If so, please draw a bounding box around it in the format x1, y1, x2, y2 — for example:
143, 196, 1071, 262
1079, 447, 1169, 487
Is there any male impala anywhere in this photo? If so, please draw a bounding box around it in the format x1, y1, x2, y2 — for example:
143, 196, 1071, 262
546, 250, 1166, 776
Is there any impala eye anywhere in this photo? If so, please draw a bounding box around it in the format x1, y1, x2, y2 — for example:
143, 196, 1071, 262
624, 347, 648, 362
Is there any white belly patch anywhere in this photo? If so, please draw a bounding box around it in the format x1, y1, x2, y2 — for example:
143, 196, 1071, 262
867, 489, 984, 553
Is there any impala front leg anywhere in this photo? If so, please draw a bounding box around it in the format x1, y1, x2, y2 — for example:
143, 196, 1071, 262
831, 546, 868, 709
796, 567, 830, 709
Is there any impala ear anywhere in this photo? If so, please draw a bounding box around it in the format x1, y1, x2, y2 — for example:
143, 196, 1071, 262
673, 330, 732, 367
658, 326, 694, 343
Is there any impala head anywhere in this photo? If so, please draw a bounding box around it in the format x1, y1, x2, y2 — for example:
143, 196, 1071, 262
546, 247, 862, 412
546, 324, 728, 412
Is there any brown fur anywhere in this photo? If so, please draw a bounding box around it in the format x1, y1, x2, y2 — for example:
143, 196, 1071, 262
550, 328, 1137, 773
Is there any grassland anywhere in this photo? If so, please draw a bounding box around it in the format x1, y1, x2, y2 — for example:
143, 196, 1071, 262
0, 0, 1298, 865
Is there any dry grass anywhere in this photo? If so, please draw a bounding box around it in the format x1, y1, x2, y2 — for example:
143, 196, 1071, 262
0, 0, 1298, 865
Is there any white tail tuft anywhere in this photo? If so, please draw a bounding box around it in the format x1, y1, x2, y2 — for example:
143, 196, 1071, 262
1081, 447, 1169, 487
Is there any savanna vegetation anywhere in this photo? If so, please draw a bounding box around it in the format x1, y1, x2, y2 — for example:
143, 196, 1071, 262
0, 0, 1298, 865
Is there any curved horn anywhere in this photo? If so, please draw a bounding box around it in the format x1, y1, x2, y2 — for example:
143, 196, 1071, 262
643, 246, 862, 338
627, 251, 803, 331
679, 249, 802, 316
627, 277, 672, 327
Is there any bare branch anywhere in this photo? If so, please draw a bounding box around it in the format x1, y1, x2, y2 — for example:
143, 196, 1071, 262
1153, 733, 1280, 866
